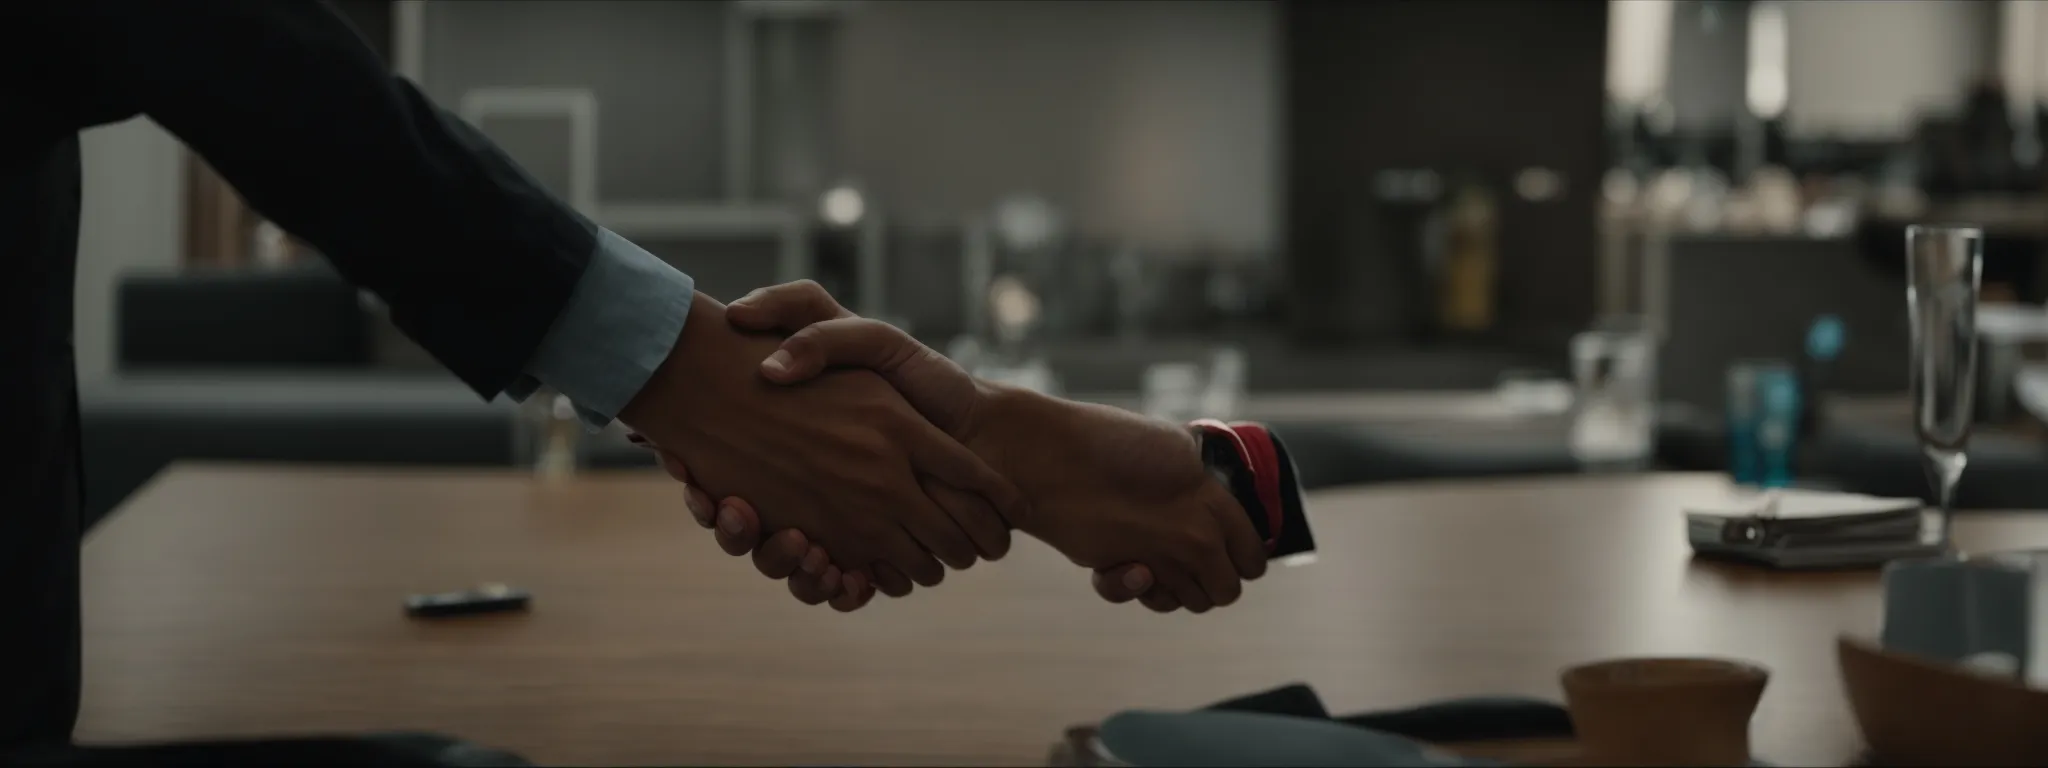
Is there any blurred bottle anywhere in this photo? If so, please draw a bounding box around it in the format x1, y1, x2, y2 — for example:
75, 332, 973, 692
1726, 359, 1797, 487
519, 391, 583, 480
1569, 322, 1656, 471
1436, 181, 1499, 334
1142, 362, 1206, 423
1756, 366, 1802, 489
1199, 347, 1248, 420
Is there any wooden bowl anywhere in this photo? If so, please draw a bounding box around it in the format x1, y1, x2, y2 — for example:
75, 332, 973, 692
1559, 657, 1768, 767
1838, 635, 2048, 766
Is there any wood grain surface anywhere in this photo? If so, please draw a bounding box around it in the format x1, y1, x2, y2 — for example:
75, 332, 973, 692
74, 465, 2048, 766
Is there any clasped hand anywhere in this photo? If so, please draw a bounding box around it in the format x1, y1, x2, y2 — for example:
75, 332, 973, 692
634, 281, 1267, 614
617, 294, 1025, 589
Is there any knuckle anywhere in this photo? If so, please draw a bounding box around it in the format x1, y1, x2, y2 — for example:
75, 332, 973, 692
1171, 526, 1213, 561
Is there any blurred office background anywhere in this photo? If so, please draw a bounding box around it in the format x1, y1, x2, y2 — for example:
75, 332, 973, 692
78, 0, 2048, 525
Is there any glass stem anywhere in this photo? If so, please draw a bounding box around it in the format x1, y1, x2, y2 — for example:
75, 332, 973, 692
1924, 448, 1966, 545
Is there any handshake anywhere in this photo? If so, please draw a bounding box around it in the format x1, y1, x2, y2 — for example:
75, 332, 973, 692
616, 280, 1274, 614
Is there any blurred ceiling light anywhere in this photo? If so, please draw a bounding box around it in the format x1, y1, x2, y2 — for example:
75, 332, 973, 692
993, 195, 1062, 253
1606, 0, 1675, 108
1745, 1, 1789, 120
1602, 168, 1641, 207
1514, 167, 1566, 203
819, 185, 865, 227
987, 274, 1041, 340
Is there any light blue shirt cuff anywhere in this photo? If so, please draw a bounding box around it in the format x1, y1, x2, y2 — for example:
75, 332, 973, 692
506, 228, 694, 429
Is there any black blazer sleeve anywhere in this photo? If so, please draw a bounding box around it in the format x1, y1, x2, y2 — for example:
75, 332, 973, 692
18, 0, 596, 398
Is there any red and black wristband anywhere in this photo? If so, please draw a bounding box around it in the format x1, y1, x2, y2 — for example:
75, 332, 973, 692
1188, 419, 1316, 560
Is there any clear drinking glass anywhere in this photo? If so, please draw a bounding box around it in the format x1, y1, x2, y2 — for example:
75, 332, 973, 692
517, 389, 584, 480
1906, 225, 1983, 542
1568, 318, 1658, 471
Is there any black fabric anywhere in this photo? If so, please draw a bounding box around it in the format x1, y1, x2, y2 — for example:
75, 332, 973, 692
1203, 683, 1576, 745
117, 267, 371, 371
0, 0, 597, 748
0, 127, 88, 751
1, 732, 531, 767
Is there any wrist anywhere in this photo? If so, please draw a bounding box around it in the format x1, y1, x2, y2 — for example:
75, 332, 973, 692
958, 383, 1064, 529
963, 384, 1203, 536
618, 291, 727, 434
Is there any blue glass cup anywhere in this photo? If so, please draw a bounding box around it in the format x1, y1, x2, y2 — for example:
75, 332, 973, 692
1727, 360, 1800, 487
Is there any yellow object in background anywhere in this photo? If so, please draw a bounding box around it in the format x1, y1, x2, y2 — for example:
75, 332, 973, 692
1438, 183, 1499, 333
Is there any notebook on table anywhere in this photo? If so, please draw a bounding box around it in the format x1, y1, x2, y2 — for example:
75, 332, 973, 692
1686, 490, 1946, 569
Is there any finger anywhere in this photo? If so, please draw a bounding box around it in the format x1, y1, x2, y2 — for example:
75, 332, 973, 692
919, 475, 1011, 562
789, 564, 842, 606
871, 562, 921, 596
1139, 590, 1182, 613
799, 544, 830, 576
1091, 564, 1154, 604
684, 485, 715, 530
726, 279, 856, 333
712, 499, 764, 557
900, 415, 1032, 538
751, 529, 810, 579
653, 450, 710, 528
831, 570, 876, 612
888, 497, 978, 578
656, 451, 689, 483
1206, 482, 1270, 582
1188, 533, 1245, 609
1153, 564, 1214, 614
872, 455, 982, 577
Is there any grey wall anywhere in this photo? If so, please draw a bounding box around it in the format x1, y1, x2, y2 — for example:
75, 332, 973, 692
1782, 0, 1999, 138
420, 0, 731, 202
1653, 0, 1999, 138
1664, 0, 1749, 133
835, 0, 1279, 255
417, 0, 1279, 256
75, 119, 186, 383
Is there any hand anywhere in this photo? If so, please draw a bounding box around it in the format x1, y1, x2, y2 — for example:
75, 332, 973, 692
619, 293, 1024, 587
630, 432, 878, 611
728, 281, 1268, 612
630, 432, 1163, 610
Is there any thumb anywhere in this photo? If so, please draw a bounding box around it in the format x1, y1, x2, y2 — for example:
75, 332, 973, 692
759, 317, 981, 435
1092, 564, 1155, 604
726, 279, 855, 333
760, 317, 922, 383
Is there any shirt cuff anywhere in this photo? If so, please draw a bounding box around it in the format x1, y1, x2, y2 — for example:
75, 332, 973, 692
508, 228, 693, 429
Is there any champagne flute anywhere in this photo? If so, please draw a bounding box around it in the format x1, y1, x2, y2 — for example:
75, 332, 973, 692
1906, 225, 1982, 543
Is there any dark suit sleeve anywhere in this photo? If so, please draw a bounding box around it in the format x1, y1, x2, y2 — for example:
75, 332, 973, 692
22, 0, 595, 398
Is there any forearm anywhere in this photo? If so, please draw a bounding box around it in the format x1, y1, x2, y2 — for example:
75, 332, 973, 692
963, 383, 1205, 531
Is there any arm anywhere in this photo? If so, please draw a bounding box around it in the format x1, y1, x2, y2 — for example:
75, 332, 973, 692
20, 0, 1022, 577
26, 0, 590, 397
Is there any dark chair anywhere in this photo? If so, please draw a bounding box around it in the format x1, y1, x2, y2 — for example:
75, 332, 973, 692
1810, 421, 2048, 510
79, 376, 514, 530
116, 265, 371, 371
1267, 421, 1578, 490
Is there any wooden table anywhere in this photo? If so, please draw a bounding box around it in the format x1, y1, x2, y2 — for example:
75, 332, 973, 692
76, 466, 2048, 766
